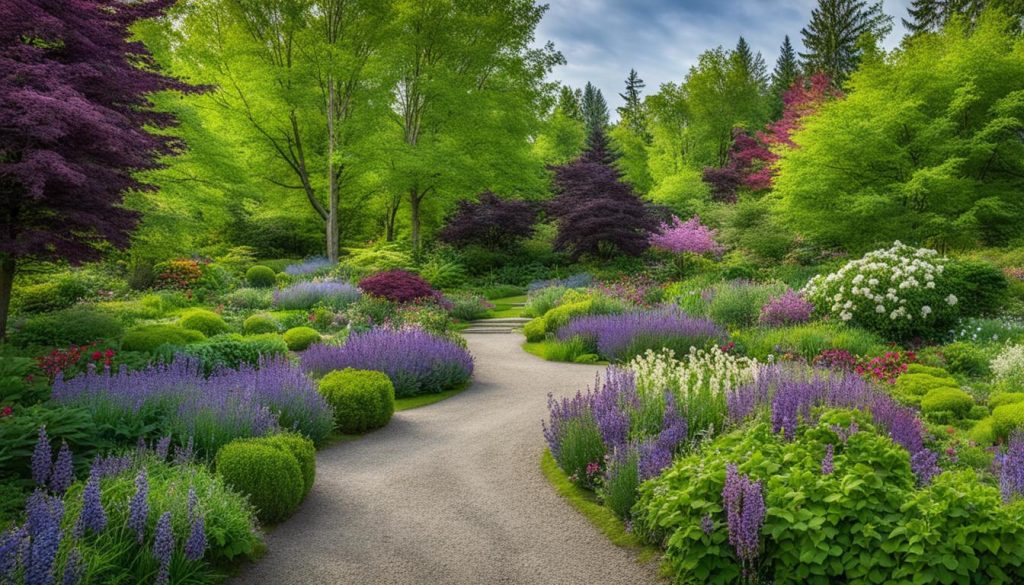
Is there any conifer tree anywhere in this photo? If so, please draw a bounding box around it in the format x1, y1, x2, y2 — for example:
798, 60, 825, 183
770, 36, 800, 114
800, 0, 893, 86
617, 69, 650, 141
581, 82, 610, 134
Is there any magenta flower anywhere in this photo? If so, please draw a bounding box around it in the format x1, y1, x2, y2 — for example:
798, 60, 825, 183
759, 289, 814, 326
648, 215, 724, 256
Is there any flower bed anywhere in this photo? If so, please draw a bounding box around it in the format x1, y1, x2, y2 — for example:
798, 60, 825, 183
555, 310, 725, 362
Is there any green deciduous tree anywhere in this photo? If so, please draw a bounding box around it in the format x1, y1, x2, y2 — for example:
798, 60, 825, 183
800, 0, 893, 86
774, 12, 1024, 253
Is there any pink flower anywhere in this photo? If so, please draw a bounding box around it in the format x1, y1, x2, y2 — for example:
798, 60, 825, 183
649, 215, 724, 256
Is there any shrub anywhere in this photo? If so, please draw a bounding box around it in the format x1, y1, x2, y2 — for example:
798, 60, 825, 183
216, 440, 304, 523
14, 277, 88, 314
758, 289, 814, 326
121, 324, 205, 353
341, 245, 413, 274
482, 284, 525, 299
524, 286, 567, 318
438, 192, 537, 250
892, 372, 959, 405
10, 307, 124, 348
992, 402, 1024, 442
944, 259, 1008, 317
248, 433, 316, 497
543, 295, 628, 333
649, 215, 724, 256
990, 393, 1024, 409
244, 314, 281, 335
318, 369, 395, 434
301, 329, 473, 397
418, 256, 468, 289
705, 280, 788, 329
245, 265, 277, 288
0, 404, 110, 482
447, 293, 493, 321
735, 322, 885, 362
556, 310, 726, 362
176, 334, 289, 374
524, 317, 547, 342
274, 281, 360, 311
802, 242, 961, 340
283, 326, 321, 351
154, 259, 204, 291
179, 308, 229, 336
920, 387, 974, 416
969, 417, 996, 444
358, 270, 434, 303
992, 344, 1024, 389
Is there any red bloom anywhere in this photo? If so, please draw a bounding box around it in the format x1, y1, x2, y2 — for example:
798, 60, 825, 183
0, 406, 12, 417
92, 351, 103, 361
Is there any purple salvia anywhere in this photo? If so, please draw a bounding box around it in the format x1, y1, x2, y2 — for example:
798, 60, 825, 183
186, 486, 198, 521
723, 464, 764, 564
821, 444, 835, 475
174, 437, 195, 465
701, 514, 714, 536
910, 449, 941, 486
592, 368, 635, 450
128, 468, 149, 544
638, 392, 689, 480
1000, 433, 1024, 503
0, 526, 26, 583
155, 436, 171, 461
25, 491, 63, 585
184, 516, 207, 562
31, 427, 52, 487
49, 443, 74, 496
153, 512, 173, 585
74, 469, 107, 538
61, 549, 81, 585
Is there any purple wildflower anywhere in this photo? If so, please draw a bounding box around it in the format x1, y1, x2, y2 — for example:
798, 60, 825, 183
128, 468, 149, 544
174, 437, 195, 465
910, 449, 941, 486
555, 309, 725, 362
31, 427, 52, 487
184, 516, 207, 562
999, 433, 1024, 503
821, 444, 835, 475
25, 491, 63, 585
73, 470, 106, 538
155, 436, 171, 461
648, 215, 724, 256
153, 512, 173, 585
638, 392, 689, 480
274, 280, 360, 310
283, 257, 334, 277
759, 289, 814, 326
723, 464, 764, 564
701, 514, 715, 536
61, 548, 81, 585
49, 442, 74, 496
186, 486, 198, 521
591, 368, 637, 450
0, 527, 26, 583
91, 454, 132, 479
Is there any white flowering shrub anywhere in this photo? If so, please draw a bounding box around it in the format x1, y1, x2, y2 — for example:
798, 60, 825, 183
802, 242, 961, 340
992, 344, 1024, 389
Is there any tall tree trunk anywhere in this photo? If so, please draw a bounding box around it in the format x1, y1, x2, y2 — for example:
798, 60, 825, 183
409, 188, 421, 258
0, 255, 15, 342
326, 80, 340, 262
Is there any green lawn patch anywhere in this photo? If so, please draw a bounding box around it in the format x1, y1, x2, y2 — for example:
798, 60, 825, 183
484, 295, 527, 319
394, 381, 472, 411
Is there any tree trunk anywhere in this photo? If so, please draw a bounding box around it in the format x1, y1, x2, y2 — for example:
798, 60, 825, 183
0, 255, 15, 342
409, 189, 422, 259
326, 81, 340, 262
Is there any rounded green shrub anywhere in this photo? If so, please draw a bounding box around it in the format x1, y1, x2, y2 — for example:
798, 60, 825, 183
246, 265, 277, 288
318, 368, 395, 434
215, 440, 304, 524
989, 392, 1024, 409
258, 433, 316, 497
523, 317, 546, 342
904, 364, 952, 378
179, 309, 229, 336
940, 341, 992, 378
991, 402, 1024, 441
243, 314, 280, 335
11, 308, 124, 348
969, 417, 996, 445
892, 373, 959, 405
920, 387, 974, 416
283, 326, 321, 351
121, 324, 206, 353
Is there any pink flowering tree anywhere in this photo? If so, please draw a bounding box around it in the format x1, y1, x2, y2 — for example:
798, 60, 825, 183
649, 216, 724, 275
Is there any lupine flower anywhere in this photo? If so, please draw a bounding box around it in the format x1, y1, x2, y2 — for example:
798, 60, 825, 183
31, 427, 52, 487
91, 454, 132, 479
998, 433, 1024, 502
184, 516, 207, 562
910, 449, 941, 486
0, 526, 26, 582
49, 443, 74, 496
154, 436, 171, 461
723, 464, 764, 564
61, 548, 82, 585
25, 491, 63, 585
701, 514, 715, 536
153, 512, 173, 585
74, 469, 107, 538
128, 468, 149, 544
555, 309, 725, 362
821, 444, 835, 475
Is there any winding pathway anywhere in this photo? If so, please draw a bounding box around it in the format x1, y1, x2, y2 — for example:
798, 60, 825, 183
232, 332, 661, 585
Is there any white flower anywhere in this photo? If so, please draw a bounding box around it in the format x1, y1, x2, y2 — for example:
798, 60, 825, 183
921, 306, 932, 317
876, 305, 886, 313
946, 294, 958, 306
833, 294, 843, 302
868, 278, 879, 286
926, 281, 936, 289
840, 311, 853, 321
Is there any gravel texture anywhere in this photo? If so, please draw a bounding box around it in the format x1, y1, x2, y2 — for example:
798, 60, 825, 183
231, 332, 661, 585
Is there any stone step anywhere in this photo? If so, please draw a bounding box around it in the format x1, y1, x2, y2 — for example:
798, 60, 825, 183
473, 318, 530, 324
462, 328, 518, 334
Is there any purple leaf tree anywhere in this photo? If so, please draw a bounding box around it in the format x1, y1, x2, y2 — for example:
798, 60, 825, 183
0, 0, 199, 338
438, 192, 537, 250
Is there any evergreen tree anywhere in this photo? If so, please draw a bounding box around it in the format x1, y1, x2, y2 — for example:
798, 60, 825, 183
734, 37, 769, 90
799, 0, 893, 86
617, 69, 650, 141
558, 85, 584, 121
770, 35, 800, 114
581, 81, 610, 134
903, 0, 951, 32
903, 0, 1023, 33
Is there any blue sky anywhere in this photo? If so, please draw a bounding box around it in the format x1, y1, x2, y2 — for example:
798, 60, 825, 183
536, 0, 914, 114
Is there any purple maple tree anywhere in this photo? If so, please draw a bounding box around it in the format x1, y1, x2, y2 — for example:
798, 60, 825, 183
438, 192, 537, 250
548, 128, 656, 260
0, 0, 197, 338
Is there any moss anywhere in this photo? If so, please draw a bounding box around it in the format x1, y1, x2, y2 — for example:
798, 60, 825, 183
283, 326, 321, 351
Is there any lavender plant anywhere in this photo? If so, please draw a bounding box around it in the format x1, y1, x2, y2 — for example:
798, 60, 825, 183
555, 309, 725, 362
274, 281, 360, 311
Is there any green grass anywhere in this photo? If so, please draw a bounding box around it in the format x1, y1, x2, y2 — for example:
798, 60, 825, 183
540, 450, 660, 562
484, 295, 527, 319
521, 340, 608, 365
394, 382, 472, 411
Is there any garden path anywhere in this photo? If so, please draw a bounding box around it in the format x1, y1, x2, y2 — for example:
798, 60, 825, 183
231, 332, 660, 585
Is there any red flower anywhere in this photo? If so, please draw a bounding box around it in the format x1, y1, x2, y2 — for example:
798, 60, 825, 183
91, 351, 103, 361
104, 349, 115, 358
0, 406, 12, 417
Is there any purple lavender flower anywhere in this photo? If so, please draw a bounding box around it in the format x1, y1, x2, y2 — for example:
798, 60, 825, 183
274, 280, 359, 310
723, 464, 764, 564
61, 548, 81, 585
283, 257, 335, 277
49, 442, 74, 496
555, 309, 724, 362
153, 512, 173, 585
910, 449, 941, 486
999, 433, 1024, 502
301, 329, 473, 397
0, 526, 26, 583
31, 427, 52, 487
128, 468, 149, 544
25, 491, 63, 585
543, 389, 596, 460
184, 516, 207, 562
701, 514, 714, 536
591, 368, 637, 450
638, 392, 689, 480
821, 444, 835, 475
91, 454, 132, 479
174, 436, 195, 465
154, 436, 171, 461
73, 470, 107, 538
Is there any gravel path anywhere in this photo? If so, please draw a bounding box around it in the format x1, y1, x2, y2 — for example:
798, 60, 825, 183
232, 332, 661, 585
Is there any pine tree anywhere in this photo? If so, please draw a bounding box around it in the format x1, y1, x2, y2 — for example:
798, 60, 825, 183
617, 69, 650, 141
903, 0, 1022, 33
903, 0, 949, 32
771, 36, 800, 107
581, 81, 610, 134
734, 37, 769, 90
800, 0, 893, 86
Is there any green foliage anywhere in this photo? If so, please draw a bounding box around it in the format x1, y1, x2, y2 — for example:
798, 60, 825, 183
179, 308, 230, 336
283, 326, 321, 351
318, 369, 396, 434
446, 293, 491, 321
241, 433, 316, 498
176, 334, 288, 374
554, 416, 605, 488
893, 372, 960, 405
243, 314, 281, 335
418, 256, 467, 290
245, 265, 277, 288
941, 341, 994, 377
13, 277, 88, 314
734, 322, 885, 361
920, 387, 975, 416
481, 284, 525, 300
543, 296, 627, 334
969, 417, 997, 444
0, 356, 50, 407
541, 337, 593, 363
524, 286, 568, 318
991, 402, 1024, 440
0, 404, 111, 483
705, 280, 787, 329
946, 259, 1010, 317
10, 307, 124, 348
216, 439, 305, 524
989, 392, 1024, 408
523, 317, 547, 342
121, 324, 206, 353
